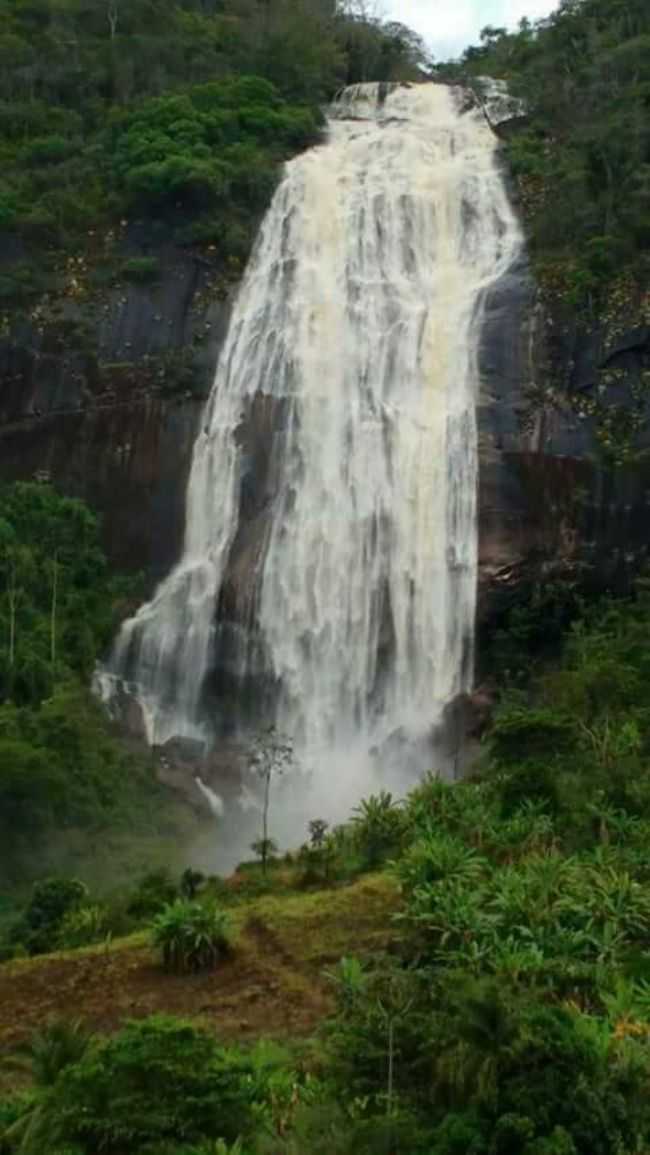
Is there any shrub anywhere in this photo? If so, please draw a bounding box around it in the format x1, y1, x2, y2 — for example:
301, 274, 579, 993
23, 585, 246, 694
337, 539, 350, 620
127, 868, 177, 919
15, 1019, 91, 1087
24, 135, 76, 165
36, 1016, 261, 1152
57, 904, 109, 950
152, 900, 232, 973
352, 791, 406, 868
14, 877, 88, 956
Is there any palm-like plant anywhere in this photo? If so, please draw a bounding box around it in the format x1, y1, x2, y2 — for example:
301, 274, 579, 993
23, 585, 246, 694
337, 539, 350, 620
7, 1019, 90, 1088
57, 903, 109, 950
601, 977, 650, 1038
487, 800, 556, 862
396, 831, 487, 894
486, 933, 545, 983
2, 1020, 90, 1153
324, 955, 369, 1007
152, 900, 232, 974
431, 982, 518, 1109
587, 866, 650, 937
352, 791, 405, 868
406, 879, 493, 962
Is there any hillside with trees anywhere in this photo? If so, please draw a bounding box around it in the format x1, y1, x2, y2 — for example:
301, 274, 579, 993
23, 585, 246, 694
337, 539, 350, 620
0, 0, 430, 300
446, 0, 649, 318
4, 586, 650, 1151
2, 1, 650, 1153
0, 482, 198, 889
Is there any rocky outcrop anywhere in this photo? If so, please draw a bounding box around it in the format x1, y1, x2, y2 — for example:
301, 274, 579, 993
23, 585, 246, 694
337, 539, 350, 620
0, 235, 235, 583
478, 230, 650, 637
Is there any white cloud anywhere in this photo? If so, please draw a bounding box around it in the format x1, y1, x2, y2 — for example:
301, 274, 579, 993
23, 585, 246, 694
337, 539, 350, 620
382, 0, 559, 59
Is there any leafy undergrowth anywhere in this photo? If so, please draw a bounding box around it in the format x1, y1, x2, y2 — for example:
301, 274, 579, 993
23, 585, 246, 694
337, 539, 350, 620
0, 875, 398, 1058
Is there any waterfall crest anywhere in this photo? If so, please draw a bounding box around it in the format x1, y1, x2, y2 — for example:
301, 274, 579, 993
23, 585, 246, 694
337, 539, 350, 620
104, 82, 521, 766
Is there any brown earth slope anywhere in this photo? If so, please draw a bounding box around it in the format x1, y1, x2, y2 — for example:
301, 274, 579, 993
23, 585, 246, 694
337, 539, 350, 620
0, 876, 399, 1052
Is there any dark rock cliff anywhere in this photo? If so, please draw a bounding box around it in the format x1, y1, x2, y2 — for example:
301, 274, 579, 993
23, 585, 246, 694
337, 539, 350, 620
1, 114, 649, 655
0, 237, 234, 585
478, 239, 650, 639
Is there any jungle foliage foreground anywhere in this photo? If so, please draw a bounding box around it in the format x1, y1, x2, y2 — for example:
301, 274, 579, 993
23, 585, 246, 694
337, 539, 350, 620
0, 482, 198, 889
5, 584, 650, 1152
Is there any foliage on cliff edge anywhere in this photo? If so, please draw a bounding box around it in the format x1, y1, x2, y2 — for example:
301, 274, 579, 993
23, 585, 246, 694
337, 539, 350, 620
443, 0, 649, 319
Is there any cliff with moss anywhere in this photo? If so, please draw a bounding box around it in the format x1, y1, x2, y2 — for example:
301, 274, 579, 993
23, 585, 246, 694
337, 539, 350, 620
0, 0, 648, 624
0, 0, 430, 579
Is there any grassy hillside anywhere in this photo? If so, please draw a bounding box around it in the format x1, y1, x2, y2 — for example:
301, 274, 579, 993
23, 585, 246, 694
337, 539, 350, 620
0, 874, 397, 1052
5, 585, 650, 1150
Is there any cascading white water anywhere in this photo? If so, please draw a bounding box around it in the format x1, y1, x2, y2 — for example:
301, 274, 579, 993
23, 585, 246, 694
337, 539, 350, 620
104, 82, 521, 773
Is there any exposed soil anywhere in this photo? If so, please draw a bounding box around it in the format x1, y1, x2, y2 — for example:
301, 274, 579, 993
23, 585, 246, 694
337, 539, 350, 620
0, 876, 399, 1054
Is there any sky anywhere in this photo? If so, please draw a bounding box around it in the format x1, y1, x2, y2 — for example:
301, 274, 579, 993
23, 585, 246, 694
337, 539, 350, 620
382, 0, 559, 60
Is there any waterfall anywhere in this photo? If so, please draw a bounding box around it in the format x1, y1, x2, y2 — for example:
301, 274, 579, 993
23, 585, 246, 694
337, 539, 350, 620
104, 82, 521, 774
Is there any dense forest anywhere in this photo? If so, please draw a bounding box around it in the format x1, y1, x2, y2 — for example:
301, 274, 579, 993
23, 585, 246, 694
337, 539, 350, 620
2, 0, 650, 1153
449, 0, 649, 317
0, 482, 194, 888
0, 0, 429, 301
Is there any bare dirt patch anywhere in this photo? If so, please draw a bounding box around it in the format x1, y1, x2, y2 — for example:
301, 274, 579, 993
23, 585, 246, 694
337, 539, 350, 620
0, 875, 399, 1052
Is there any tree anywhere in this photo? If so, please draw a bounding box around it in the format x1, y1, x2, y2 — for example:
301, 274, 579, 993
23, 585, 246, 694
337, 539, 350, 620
308, 818, 329, 847
248, 725, 294, 875
250, 836, 278, 872
180, 867, 205, 899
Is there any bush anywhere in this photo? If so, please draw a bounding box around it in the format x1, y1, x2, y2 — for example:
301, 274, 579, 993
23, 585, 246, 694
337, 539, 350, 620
152, 900, 232, 973
19, 1016, 261, 1153
127, 868, 178, 919
13, 877, 88, 956
57, 904, 109, 950
352, 791, 407, 869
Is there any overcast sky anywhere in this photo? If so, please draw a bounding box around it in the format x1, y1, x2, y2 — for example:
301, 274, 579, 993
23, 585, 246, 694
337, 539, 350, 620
382, 0, 559, 60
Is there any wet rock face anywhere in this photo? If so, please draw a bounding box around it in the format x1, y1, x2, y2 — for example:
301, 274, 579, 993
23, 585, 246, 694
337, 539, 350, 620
0, 240, 235, 584
0, 393, 199, 581
1, 154, 649, 660
478, 233, 650, 632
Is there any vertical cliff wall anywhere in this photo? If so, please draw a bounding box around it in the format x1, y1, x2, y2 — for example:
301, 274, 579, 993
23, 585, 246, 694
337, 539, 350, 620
0, 239, 234, 584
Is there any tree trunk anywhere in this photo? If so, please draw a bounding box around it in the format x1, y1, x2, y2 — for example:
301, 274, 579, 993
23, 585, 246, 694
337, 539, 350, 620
386, 1018, 394, 1115
50, 552, 58, 667
262, 769, 271, 875
107, 0, 119, 39
7, 559, 16, 669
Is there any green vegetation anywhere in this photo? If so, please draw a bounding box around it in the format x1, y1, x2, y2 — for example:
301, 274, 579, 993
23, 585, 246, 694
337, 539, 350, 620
1, 6, 650, 1151
0, 483, 192, 887
442, 0, 649, 317
152, 901, 233, 974
4, 587, 650, 1150
4, 1016, 273, 1154
0, 481, 130, 703
0, 0, 428, 304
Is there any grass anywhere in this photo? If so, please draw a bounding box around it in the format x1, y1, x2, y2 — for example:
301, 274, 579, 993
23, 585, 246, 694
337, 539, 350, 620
0, 874, 399, 1063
